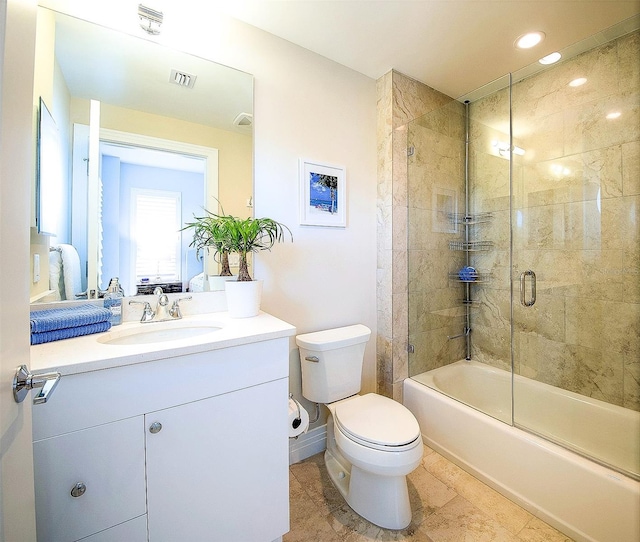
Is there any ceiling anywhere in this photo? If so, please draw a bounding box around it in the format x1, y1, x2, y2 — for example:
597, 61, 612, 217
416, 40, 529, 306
208, 0, 640, 98
40, 0, 640, 102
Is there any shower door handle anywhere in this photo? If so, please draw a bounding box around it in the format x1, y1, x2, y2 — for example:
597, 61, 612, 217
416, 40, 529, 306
520, 270, 536, 307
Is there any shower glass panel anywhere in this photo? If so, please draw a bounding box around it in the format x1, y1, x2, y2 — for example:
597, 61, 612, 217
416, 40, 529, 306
407, 28, 639, 478
511, 31, 640, 478
407, 76, 513, 424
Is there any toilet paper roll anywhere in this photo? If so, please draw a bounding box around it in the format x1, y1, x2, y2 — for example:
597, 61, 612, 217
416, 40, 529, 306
288, 397, 309, 438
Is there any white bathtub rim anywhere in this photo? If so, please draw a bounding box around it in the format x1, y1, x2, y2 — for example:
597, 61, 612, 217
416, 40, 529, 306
404, 377, 640, 542
413, 359, 639, 478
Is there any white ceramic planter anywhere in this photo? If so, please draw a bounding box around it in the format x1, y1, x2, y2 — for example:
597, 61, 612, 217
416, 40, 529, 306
208, 275, 236, 291
225, 280, 263, 318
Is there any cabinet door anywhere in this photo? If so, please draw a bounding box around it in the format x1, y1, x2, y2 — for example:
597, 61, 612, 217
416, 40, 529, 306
33, 416, 146, 542
79, 515, 147, 542
146, 378, 289, 542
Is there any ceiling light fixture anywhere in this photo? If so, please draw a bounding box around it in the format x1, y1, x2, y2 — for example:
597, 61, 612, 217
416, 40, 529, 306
539, 52, 561, 65
515, 31, 545, 50
569, 77, 587, 87
138, 4, 163, 35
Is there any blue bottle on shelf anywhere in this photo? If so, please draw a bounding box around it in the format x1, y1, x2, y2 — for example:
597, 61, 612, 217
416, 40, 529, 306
458, 266, 477, 282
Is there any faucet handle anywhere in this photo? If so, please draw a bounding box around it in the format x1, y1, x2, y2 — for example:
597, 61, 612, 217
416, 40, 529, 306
169, 296, 192, 319
129, 300, 155, 322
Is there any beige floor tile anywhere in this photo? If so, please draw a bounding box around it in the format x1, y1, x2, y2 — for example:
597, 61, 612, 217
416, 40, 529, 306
516, 517, 573, 542
290, 452, 346, 514
327, 503, 384, 540
421, 447, 445, 470
285, 472, 343, 542
288, 451, 570, 542
329, 502, 436, 542
418, 495, 520, 542
407, 464, 457, 520
425, 456, 532, 534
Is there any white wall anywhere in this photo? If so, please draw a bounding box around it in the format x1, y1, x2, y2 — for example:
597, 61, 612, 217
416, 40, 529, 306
171, 7, 379, 414
23, 2, 378, 420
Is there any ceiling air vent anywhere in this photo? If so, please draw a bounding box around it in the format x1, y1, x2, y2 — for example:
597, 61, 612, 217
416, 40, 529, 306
169, 69, 197, 89
233, 112, 253, 127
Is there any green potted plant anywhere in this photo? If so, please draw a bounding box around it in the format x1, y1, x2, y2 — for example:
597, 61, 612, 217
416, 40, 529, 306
225, 216, 292, 281
183, 210, 235, 290
184, 209, 292, 316
223, 215, 292, 317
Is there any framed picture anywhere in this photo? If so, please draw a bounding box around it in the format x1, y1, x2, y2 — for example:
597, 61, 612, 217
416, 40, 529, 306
299, 159, 346, 227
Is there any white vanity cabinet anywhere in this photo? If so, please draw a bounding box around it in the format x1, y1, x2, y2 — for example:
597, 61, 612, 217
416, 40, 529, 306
32, 416, 147, 542
31, 336, 291, 542
146, 378, 288, 541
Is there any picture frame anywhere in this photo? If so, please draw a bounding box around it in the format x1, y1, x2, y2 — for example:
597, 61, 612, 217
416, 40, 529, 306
299, 159, 346, 227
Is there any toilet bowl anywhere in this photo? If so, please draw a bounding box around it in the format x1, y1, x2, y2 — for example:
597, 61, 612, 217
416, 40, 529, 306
296, 325, 423, 530
324, 394, 423, 529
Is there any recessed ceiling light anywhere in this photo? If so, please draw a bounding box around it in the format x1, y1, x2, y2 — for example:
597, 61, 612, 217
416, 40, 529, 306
569, 77, 587, 87
606, 112, 621, 119
539, 52, 562, 65
515, 31, 546, 49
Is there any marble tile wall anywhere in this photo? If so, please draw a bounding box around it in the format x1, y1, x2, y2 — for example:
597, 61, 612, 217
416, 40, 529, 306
406, 101, 467, 374
466, 87, 512, 372
470, 31, 640, 410
376, 71, 454, 401
378, 32, 639, 411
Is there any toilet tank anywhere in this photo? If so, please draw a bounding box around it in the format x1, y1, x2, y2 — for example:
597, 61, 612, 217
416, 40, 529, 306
296, 324, 371, 404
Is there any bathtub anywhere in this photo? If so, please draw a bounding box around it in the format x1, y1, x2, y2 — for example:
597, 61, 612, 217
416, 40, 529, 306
404, 360, 640, 542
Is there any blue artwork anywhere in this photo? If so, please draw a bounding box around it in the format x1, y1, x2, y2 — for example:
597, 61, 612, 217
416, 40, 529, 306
309, 171, 338, 214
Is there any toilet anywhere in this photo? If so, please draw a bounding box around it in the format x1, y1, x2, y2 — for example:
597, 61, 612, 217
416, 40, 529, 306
296, 324, 423, 530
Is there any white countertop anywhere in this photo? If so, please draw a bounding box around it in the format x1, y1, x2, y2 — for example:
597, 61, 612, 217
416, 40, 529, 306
31, 311, 296, 376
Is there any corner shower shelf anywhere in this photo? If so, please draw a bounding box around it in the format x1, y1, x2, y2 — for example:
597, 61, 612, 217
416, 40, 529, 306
448, 212, 494, 225
449, 240, 494, 251
448, 271, 492, 283
447, 205, 493, 348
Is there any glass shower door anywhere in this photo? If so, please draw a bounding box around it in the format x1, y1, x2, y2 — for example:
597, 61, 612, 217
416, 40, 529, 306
407, 79, 514, 425
510, 34, 640, 478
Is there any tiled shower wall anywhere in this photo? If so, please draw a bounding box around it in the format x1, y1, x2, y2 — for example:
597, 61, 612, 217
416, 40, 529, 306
472, 30, 639, 410
378, 31, 639, 411
376, 70, 455, 401
405, 101, 468, 374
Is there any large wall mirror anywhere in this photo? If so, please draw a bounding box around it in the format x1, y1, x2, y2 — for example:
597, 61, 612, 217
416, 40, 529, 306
31, 6, 253, 303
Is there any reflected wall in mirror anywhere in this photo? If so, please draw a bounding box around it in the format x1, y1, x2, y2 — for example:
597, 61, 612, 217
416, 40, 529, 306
30, 7, 253, 304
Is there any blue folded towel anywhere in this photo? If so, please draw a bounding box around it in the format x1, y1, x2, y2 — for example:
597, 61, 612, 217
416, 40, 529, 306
31, 321, 112, 345
30, 304, 111, 333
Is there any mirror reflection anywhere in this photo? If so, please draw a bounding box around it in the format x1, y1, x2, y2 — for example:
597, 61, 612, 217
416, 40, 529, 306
31, 7, 253, 303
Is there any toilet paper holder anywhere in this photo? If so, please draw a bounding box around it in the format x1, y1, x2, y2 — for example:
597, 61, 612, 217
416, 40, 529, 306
289, 393, 302, 428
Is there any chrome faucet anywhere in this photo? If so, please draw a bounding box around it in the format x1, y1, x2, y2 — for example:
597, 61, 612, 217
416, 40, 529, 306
153, 287, 171, 321
129, 287, 192, 323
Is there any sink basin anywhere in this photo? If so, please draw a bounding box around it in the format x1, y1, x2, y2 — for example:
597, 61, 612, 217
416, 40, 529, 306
98, 322, 222, 346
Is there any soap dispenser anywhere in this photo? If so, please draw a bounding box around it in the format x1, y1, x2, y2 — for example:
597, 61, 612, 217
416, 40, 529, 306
104, 277, 124, 326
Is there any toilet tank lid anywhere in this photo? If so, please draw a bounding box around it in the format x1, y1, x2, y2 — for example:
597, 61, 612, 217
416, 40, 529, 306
296, 324, 371, 351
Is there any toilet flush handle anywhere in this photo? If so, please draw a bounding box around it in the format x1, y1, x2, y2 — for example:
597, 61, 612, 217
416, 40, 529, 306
305, 356, 319, 363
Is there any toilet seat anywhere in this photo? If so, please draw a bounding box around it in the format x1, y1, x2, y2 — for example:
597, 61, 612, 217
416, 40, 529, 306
333, 394, 421, 452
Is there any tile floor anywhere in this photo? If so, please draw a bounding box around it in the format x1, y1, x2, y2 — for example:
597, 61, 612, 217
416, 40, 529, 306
285, 444, 574, 542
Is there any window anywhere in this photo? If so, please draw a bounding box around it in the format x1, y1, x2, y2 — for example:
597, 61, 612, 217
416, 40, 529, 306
131, 188, 181, 283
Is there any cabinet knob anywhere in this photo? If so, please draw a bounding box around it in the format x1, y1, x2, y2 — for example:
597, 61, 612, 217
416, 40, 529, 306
70, 482, 86, 498
149, 421, 162, 434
